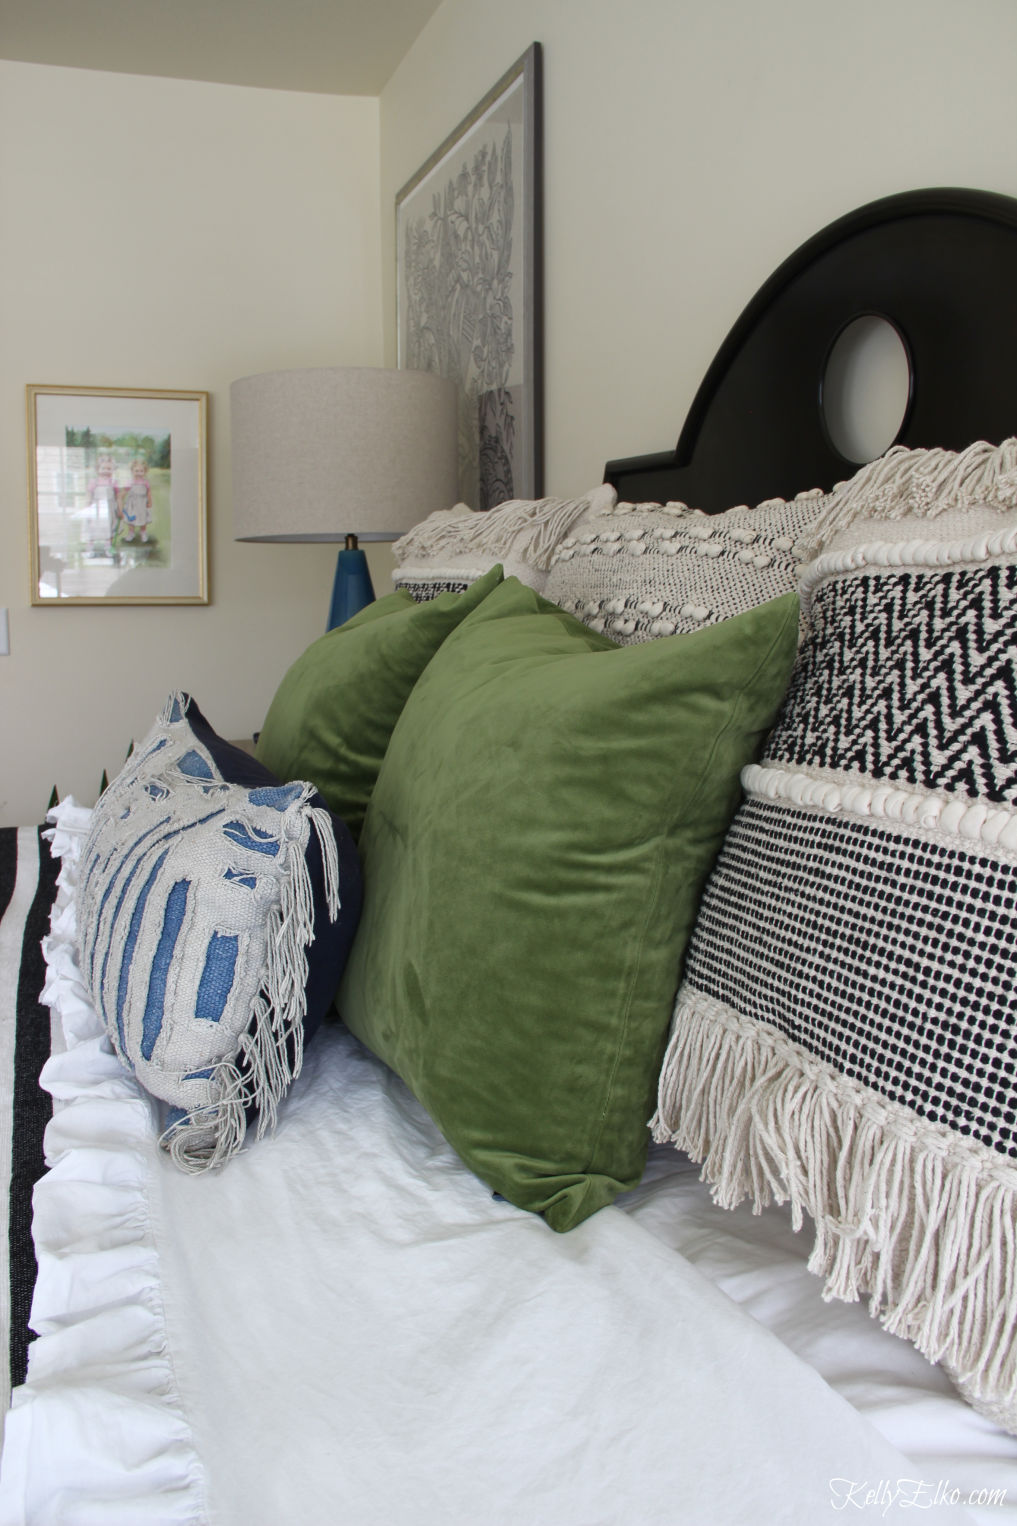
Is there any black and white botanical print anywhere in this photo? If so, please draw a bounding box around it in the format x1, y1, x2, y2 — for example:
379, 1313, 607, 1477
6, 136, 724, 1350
403, 127, 517, 508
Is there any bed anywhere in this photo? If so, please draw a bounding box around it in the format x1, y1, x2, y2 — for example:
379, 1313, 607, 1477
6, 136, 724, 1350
3, 186, 1017, 1525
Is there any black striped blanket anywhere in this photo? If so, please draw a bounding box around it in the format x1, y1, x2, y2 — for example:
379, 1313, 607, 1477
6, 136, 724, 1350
0, 827, 59, 1421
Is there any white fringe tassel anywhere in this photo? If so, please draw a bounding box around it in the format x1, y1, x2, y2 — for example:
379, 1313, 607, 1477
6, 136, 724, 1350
797, 436, 1017, 559
161, 793, 341, 1174
651, 988, 1017, 1434
392, 484, 617, 572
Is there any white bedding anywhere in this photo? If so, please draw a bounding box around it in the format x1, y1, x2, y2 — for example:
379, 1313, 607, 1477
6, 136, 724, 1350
1, 806, 1014, 1525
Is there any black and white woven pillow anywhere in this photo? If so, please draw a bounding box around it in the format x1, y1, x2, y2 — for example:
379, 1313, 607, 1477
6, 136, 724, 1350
392, 486, 616, 602
542, 491, 833, 642
653, 437, 1017, 1432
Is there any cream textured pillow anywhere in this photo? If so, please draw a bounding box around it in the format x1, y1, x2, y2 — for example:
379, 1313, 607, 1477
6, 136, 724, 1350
543, 491, 833, 641
392, 486, 617, 600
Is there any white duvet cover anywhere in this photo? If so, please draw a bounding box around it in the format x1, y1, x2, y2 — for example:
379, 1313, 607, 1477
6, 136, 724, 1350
1, 805, 1014, 1525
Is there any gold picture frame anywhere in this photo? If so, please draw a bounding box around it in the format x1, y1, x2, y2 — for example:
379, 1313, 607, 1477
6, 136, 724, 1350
27, 384, 208, 606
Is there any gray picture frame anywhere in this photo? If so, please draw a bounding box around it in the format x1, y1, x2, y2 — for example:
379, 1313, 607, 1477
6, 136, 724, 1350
396, 43, 543, 510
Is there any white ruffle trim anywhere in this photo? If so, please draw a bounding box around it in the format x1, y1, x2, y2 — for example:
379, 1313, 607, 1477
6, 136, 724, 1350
742, 762, 1017, 854
0, 799, 208, 1525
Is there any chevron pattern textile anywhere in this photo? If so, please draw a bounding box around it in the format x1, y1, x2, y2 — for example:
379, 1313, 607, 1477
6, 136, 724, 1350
653, 490, 1017, 1437
766, 563, 1017, 804
391, 575, 471, 602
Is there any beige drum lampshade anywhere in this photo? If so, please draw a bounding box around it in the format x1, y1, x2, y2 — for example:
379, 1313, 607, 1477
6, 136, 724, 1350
231, 367, 458, 543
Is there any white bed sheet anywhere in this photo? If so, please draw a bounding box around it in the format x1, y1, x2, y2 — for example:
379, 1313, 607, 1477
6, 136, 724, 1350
623, 1151, 1017, 1521
1, 805, 1014, 1525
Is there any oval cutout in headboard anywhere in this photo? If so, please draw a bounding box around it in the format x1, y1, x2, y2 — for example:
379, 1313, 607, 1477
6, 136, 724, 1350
606, 188, 1017, 512
820, 314, 913, 466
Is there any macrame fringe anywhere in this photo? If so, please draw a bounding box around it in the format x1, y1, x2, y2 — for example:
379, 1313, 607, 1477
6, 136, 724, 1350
392, 484, 617, 572
651, 988, 1017, 1433
159, 689, 188, 725
161, 786, 341, 1174
796, 436, 1017, 559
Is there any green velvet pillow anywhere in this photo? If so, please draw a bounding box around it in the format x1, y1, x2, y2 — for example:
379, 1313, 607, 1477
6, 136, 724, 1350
337, 577, 799, 1232
255, 565, 503, 841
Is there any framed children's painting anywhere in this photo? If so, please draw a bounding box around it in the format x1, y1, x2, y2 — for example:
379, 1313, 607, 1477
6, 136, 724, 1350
27, 384, 208, 606
396, 43, 543, 511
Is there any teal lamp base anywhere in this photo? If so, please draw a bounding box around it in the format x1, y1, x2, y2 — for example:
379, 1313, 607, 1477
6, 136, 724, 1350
327, 537, 375, 630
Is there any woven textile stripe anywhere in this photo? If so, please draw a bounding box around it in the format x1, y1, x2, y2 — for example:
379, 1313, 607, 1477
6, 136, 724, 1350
0, 835, 14, 925
392, 576, 471, 603
685, 796, 1017, 1157
767, 564, 1017, 802
0, 827, 58, 1423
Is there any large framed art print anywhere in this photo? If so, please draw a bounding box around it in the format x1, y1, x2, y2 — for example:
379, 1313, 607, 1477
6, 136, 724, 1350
396, 43, 543, 510
28, 384, 208, 606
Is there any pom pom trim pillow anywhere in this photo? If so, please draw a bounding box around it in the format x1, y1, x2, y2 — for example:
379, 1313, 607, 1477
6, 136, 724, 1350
653, 437, 1017, 1432
78, 693, 361, 1171
338, 576, 799, 1233
542, 488, 832, 643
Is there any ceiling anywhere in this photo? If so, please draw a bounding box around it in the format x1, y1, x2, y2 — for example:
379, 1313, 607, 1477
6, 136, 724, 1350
0, 0, 445, 95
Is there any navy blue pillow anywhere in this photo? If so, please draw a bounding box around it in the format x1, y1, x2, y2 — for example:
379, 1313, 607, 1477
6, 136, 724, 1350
182, 698, 361, 1049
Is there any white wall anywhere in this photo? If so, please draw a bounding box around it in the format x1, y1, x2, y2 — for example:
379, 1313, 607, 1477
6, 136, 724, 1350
0, 61, 384, 826
5, 4, 1017, 824
380, 0, 1017, 493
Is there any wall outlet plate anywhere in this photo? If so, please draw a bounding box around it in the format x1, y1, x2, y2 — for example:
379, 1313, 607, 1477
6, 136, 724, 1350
0, 610, 8, 656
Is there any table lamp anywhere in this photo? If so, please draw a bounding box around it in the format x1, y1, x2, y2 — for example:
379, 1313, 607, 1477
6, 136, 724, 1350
231, 367, 458, 628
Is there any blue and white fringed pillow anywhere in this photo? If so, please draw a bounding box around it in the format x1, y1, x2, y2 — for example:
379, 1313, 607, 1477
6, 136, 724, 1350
77, 693, 361, 1172
653, 437, 1017, 1433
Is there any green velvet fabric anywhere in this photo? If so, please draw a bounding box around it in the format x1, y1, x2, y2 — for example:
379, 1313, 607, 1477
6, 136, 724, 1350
338, 577, 800, 1232
255, 566, 503, 841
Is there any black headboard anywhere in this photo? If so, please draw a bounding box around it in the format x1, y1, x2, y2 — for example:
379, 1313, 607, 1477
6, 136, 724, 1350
606, 188, 1017, 512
